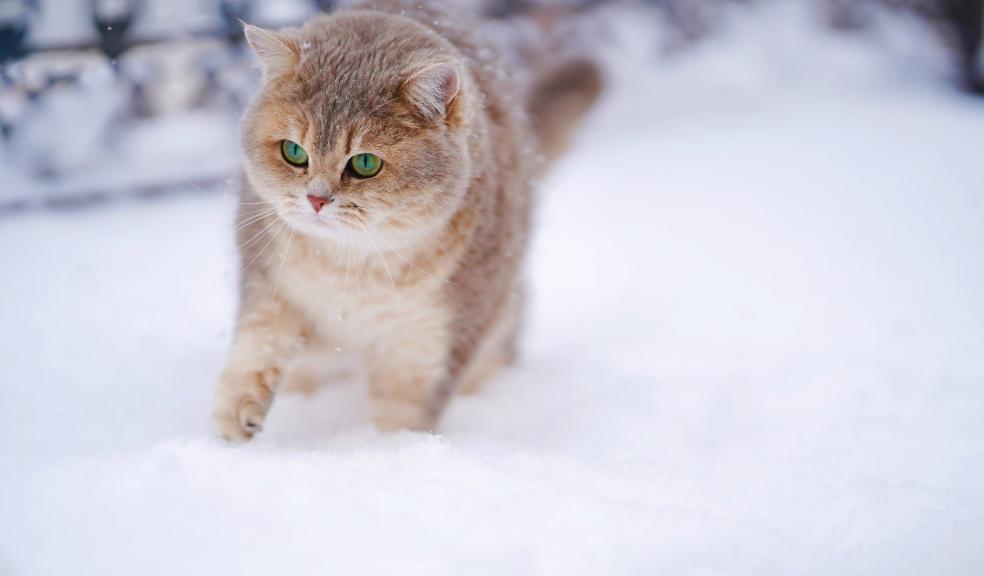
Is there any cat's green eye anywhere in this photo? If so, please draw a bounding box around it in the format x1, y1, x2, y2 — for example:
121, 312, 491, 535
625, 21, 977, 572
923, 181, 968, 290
349, 153, 383, 178
281, 140, 308, 167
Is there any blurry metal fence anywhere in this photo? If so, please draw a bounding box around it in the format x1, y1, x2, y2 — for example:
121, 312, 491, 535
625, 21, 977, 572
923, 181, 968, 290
0, 0, 980, 215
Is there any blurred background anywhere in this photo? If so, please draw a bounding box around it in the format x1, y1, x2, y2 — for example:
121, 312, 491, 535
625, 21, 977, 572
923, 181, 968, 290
0, 0, 980, 211
2, 1, 984, 574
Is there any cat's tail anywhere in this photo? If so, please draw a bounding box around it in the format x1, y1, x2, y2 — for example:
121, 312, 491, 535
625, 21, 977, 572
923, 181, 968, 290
526, 57, 603, 166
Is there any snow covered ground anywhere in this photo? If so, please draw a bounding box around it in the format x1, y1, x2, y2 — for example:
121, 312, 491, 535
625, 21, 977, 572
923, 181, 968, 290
2, 4, 983, 575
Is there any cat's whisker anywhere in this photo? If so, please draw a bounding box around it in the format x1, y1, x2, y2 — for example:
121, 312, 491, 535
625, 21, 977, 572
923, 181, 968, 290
331, 237, 352, 346
267, 226, 295, 302
360, 224, 400, 301
241, 220, 286, 273
233, 215, 279, 237
183, 179, 227, 197
208, 205, 279, 250
238, 215, 284, 252
380, 220, 415, 264
353, 241, 364, 301
379, 221, 460, 288
233, 207, 281, 232
235, 202, 277, 211
236, 209, 278, 222
341, 236, 353, 309
237, 203, 280, 218
328, 237, 348, 292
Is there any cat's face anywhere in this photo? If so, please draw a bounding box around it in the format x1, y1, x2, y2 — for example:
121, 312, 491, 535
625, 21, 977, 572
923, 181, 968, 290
240, 13, 468, 249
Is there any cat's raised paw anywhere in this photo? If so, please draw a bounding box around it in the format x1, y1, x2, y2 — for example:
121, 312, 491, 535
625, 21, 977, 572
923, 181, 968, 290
213, 398, 269, 443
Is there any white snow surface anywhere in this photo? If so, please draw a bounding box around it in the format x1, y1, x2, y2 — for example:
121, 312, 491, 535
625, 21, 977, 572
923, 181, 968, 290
2, 5, 984, 575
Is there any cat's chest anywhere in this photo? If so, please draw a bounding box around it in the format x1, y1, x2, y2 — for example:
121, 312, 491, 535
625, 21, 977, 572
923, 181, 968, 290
276, 247, 416, 343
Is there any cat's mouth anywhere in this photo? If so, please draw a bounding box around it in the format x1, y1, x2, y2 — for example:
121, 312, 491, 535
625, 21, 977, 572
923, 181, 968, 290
337, 203, 367, 221
280, 202, 368, 239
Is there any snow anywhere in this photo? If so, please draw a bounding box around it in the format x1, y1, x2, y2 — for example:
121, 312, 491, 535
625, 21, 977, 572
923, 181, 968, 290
2, 4, 984, 575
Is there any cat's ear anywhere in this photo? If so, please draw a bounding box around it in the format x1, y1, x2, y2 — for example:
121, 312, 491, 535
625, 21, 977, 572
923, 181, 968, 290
243, 23, 300, 83
402, 63, 461, 122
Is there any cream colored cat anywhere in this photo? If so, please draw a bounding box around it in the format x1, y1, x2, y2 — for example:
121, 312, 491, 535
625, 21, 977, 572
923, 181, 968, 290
213, 3, 600, 441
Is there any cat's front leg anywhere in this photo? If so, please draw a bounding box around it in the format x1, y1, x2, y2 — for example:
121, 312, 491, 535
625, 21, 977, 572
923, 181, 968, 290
367, 310, 452, 432
213, 296, 306, 442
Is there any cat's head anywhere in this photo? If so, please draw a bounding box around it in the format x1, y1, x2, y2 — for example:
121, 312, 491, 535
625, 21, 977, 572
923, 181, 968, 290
240, 11, 472, 248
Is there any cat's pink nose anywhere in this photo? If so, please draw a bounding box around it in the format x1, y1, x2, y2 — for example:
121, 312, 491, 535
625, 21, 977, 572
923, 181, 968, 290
307, 194, 330, 212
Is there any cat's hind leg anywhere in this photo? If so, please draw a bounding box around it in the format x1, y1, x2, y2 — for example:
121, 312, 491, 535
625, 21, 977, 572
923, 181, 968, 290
458, 288, 523, 395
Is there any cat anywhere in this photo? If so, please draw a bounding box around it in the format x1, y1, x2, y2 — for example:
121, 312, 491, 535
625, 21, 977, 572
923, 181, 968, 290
212, 2, 601, 441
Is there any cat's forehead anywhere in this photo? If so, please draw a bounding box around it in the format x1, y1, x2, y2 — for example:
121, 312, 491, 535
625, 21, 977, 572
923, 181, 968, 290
271, 85, 415, 158
285, 81, 405, 151
289, 11, 445, 96
260, 12, 445, 151
286, 39, 405, 118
